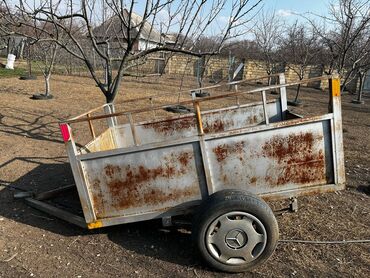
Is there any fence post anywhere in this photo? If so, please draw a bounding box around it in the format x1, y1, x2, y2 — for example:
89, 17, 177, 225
279, 73, 288, 120
329, 76, 346, 186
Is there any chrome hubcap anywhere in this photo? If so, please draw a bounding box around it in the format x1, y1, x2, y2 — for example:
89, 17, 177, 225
205, 211, 267, 265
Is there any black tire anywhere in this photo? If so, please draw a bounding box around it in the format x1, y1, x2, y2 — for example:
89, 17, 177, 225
195, 91, 210, 98
193, 190, 279, 273
164, 105, 193, 114
19, 75, 37, 80
30, 94, 54, 100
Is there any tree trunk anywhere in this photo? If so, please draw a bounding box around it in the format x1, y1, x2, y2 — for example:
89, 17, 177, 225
105, 88, 115, 103
19, 40, 24, 59
356, 72, 364, 103
294, 83, 301, 103
341, 71, 352, 94
106, 94, 113, 103
27, 44, 32, 77
7, 38, 11, 55
45, 74, 50, 96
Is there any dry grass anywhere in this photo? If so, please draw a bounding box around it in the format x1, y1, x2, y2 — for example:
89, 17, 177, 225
0, 74, 369, 278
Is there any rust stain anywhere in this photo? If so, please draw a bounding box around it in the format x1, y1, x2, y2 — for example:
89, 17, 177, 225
212, 141, 246, 162
105, 164, 121, 178
262, 132, 327, 186
222, 174, 228, 183
203, 117, 238, 134
213, 145, 228, 162
204, 119, 225, 133
93, 151, 197, 214
250, 177, 257, 184
142, 117, 196, 135
178, 152, 192, 167
247, 115, 258, 125
142, 186, 198, 206
262, 133, 315, 163
90, 178, 105, 217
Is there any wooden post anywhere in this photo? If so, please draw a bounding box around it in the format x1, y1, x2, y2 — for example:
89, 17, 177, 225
191, 91, 204, 135
87, 113, 96, 139
194, 101, 204, 135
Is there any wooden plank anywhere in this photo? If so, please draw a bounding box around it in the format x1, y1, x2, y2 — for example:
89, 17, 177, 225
194, 102, 204, 135
87, 113, 96, 139
64, 75, 333, 125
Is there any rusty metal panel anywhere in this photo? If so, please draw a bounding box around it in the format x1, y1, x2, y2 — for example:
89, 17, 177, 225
202, 100, 281, 133
114, 100, 281, 148
80, 142, 204, 219
205, 120, 334, 194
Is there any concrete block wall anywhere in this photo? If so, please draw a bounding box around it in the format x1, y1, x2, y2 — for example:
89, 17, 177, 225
130, 53, 345, 91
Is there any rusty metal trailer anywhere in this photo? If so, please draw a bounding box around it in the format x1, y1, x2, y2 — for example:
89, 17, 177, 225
25, 73, 345, 272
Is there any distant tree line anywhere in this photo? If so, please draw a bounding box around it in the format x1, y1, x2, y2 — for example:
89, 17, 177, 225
0, 0, 369, 103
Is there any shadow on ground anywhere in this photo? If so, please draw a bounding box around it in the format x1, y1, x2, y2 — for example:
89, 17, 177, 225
0, 157, 203, 269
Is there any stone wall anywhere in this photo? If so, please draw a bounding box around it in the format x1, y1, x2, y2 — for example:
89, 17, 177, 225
205, 57, 229, 81
244, 60, 271, 81
130, 53, 343, 91
284, 65, 325, 89
167, 54, 198, 76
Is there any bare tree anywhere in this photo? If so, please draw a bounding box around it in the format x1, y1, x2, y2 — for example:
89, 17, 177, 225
279, 21, 320, 104
305, 0, 370, 92
252, 10, 283, 85
220, 39, 260, 59
0, 9, 62, 98
31, 41, 59, 98
0, 0, 262, 103
192, 36, 222, 90
21, 38, 37, 80
351, 37, 370, 103
0, 4, 7, 52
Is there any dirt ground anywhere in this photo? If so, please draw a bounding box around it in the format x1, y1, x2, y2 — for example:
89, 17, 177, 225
0, 74, 369, 277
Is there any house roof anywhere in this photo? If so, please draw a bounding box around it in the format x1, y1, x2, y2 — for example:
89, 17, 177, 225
93, 9, 163, 43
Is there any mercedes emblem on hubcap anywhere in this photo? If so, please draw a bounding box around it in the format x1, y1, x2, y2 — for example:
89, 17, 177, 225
225, 229, 247, 249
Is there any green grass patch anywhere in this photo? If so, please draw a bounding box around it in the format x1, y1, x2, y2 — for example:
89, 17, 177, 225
0, 66, 27, 78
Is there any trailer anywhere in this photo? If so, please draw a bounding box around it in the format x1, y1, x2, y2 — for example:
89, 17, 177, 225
24, 73, 345, 272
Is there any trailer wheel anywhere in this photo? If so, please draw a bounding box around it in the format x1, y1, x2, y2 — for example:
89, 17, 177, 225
193, 190, 278, 273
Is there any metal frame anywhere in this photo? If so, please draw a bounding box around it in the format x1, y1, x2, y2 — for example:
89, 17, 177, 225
25, 73, 345, 229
